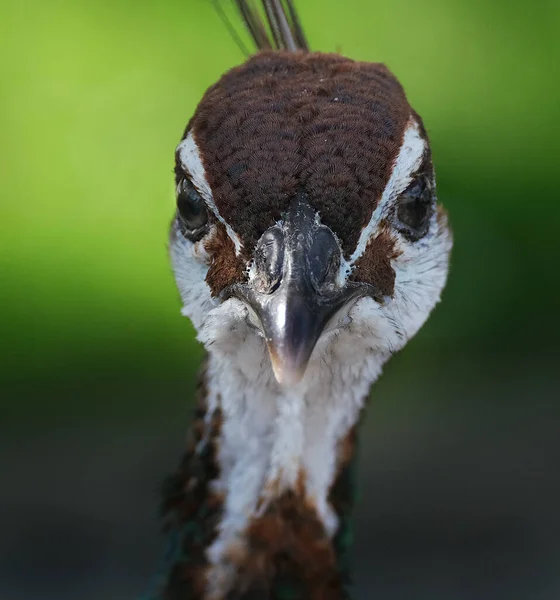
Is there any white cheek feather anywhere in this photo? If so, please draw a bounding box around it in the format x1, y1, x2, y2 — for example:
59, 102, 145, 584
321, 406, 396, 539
349, 118, 426, 266
176, 132, 243, 256
389, 209, 452, 342
350, 212, 452, 356
169, 223, 217, 332
170, 119, 452, 599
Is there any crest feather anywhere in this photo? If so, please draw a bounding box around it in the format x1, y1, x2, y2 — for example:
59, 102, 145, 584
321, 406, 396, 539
213, 0, 309, 53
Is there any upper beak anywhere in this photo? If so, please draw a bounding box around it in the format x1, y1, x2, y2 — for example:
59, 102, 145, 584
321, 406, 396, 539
224, 199, 369, 386
252, 270, 348, 386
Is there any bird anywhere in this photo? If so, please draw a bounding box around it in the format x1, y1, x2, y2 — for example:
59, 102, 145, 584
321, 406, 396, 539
146, 1, 452, 599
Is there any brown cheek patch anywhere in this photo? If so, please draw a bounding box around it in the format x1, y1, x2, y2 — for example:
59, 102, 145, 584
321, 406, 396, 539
204, 224, 247, 297
350, 223, 402, 297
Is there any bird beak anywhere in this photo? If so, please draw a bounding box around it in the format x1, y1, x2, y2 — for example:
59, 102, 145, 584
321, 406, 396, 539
250, 271, 344, 386
225, 199, 366, 386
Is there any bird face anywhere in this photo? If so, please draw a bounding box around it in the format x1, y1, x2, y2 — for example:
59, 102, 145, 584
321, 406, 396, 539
170, 52, 452, 385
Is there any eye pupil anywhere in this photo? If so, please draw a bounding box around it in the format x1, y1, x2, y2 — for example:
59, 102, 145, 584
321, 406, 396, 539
395, 177, 432, 239
399, 195, 428, 226
177, 178, 208, 234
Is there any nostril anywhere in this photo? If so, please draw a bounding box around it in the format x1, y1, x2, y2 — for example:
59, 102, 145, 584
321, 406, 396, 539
307, 228, 341, 290
253, 227, 285, 293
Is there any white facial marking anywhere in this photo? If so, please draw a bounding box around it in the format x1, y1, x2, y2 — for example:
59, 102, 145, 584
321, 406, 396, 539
177, 132, 243, 255
349, 118, 427, 265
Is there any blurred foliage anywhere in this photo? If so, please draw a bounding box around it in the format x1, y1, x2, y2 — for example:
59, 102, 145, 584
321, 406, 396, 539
0, 0, 558, 416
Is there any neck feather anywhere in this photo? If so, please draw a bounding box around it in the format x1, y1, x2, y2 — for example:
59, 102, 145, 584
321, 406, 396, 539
154, 332, 386, 600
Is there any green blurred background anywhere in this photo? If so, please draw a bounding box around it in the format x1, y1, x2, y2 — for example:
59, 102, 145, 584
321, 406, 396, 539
1, 0, 559, 599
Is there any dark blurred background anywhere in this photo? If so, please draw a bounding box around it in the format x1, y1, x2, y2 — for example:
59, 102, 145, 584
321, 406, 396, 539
1, 0, 559, 598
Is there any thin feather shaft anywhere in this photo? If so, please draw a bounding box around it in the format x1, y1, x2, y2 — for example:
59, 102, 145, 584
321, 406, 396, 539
237, 0, 272, 49
272, 0, 298, 51
231, 0, 308, 52
212, 1, 251, 56
284, 0, 308, 50
262, 0, 284, 49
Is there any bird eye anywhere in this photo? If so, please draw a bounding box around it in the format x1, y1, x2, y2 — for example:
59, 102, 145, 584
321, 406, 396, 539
394, 176, 433, 240
176, 178, 208, 238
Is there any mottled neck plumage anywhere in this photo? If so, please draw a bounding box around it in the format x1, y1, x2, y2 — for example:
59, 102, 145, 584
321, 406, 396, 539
148, 349, 372, 600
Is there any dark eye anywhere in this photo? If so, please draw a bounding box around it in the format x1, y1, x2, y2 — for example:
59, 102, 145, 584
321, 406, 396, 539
176, 178, 208, 238
394, 176, 433, 240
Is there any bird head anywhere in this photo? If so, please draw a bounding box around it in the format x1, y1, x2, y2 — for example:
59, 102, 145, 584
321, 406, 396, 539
170, 51, 451, 387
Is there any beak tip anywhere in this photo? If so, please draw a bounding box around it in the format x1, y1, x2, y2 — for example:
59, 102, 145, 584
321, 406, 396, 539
269, 349, 308, 387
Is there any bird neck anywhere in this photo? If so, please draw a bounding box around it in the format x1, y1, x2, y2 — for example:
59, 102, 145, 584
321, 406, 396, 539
156, 338, 387, 600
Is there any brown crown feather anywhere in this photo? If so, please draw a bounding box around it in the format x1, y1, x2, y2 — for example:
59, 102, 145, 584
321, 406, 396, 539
179, 51, 420, 259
